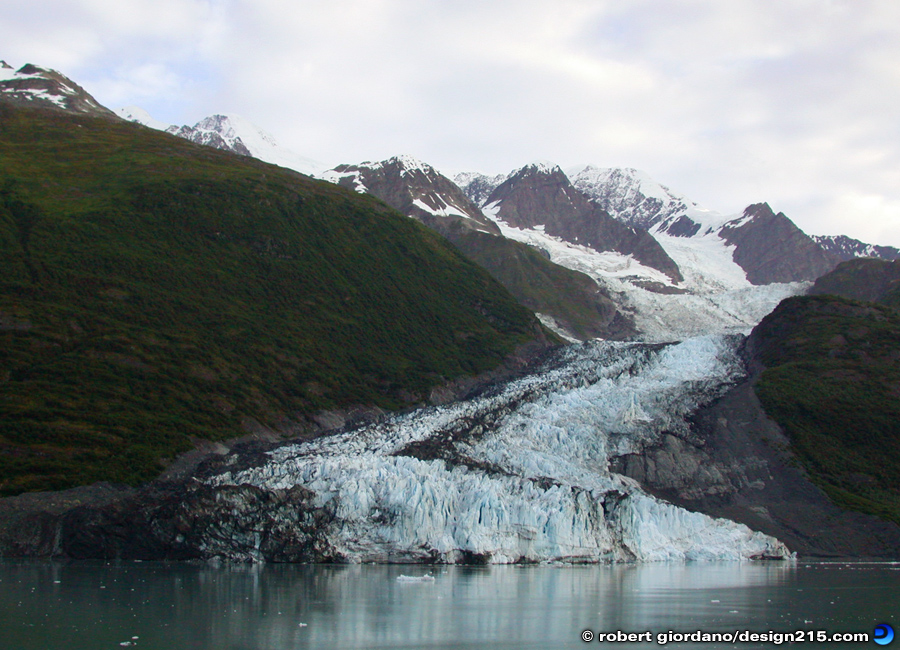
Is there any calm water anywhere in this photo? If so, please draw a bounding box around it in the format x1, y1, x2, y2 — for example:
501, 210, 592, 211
1, 560, 897, 649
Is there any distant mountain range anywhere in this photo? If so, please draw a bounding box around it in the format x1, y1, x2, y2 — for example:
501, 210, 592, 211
115, 108, 324, 176
3, 59, 900, 559
322, 156, 631, 341
811, 233, 900, 262
7, 59, 899, 343
2, 58, 897, 336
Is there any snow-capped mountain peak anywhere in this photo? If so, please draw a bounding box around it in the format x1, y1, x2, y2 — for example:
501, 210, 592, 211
568, 165, 723, 234
332, 154, 445, 182
191, 113, 279, 149
390, 153, 437, 177
117, 108, 325, 176
114, 106, 170, 131
321, 155, 501, 235
453, 171, 509, 206
0, 62, 115, 118
524, 160, 565, 175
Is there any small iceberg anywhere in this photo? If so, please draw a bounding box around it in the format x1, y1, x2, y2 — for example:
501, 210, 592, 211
396, 573, 435, 583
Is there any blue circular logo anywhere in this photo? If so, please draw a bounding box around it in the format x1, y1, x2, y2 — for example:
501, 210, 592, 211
875, 624, 894, 646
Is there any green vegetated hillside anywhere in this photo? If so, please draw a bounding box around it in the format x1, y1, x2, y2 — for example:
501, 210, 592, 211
750, 282, 900, 524
0, 103, 543, 495
444, 226, 632, 340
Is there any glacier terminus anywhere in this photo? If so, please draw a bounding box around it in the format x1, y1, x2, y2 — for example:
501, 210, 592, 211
210, 335, 790, 564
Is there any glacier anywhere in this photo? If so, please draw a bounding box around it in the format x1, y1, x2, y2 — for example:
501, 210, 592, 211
210, 335, 790, 564
481, 200, 808, 342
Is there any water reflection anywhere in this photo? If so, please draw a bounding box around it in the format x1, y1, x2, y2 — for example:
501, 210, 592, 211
1, 561, 897, 649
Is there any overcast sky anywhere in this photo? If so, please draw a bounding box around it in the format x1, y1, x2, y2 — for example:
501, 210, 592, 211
5, 0, 900, 246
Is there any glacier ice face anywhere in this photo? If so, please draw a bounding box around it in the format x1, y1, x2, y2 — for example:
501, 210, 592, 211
211, 336, 790, 563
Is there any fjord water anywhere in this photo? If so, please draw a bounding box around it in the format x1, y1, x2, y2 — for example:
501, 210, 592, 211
2, 561, 896, 649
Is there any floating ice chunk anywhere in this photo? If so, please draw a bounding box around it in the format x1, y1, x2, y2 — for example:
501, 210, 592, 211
396, 573, 435, 582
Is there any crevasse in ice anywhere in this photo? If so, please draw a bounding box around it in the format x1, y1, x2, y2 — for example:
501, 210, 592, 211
211, 335, 790, 563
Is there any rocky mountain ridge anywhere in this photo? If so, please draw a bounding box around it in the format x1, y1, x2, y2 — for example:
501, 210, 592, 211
718, 203, 841, 284
812, 234, 900, 262
483, 162, 684, 283
321, 155, 633, 341
322, 155, 500, 236
0, 61, 115, 118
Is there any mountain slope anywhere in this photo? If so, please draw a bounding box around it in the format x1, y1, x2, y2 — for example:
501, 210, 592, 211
748, 291, 900, 524
484, 163, 683, 283
719, 203, 840, 284
324, 156, 634, 341
117, 110, 325, 176
568, 165, 720, 234
0, 103, 547, 496
0, 62, 116, 118
812, 234, 900, 262
570, 166, 842, 285
809, 258, 900, 307
323, 155, 500, 236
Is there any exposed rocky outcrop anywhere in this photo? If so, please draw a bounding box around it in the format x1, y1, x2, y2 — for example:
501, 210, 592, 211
719, 203, 841, 284
0, 479, 337, 562
324, 155, 500, 236
485, 163, 683, 283
611, 377, 900, 558
166, 116, 254, 157
812, 234, 900, 262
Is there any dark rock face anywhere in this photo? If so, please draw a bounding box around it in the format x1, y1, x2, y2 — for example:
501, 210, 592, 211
0, 480, 337, 562
812, 234, 900, 262
486, 164, 683, 283
611, 371, 900, 558
660, 215, 702, 238
720, 203, 841, 284
0, 64, 116, 118
809, 258, 900, 305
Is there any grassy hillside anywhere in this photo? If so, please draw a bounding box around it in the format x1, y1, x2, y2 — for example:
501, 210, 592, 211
0, 103, 542, 495
750, 294, 900, 524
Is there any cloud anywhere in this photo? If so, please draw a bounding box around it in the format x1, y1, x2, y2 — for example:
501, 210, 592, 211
3, 0, 900, 245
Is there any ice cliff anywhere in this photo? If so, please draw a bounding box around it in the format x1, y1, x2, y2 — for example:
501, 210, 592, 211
211, 336, 790, 563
